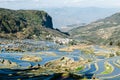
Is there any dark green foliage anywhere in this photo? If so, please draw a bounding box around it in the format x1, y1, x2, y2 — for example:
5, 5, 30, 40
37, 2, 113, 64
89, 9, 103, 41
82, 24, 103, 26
109, 53, 115, 57
0, 8, 67, 40
109, 41, 113, 46
69, 40, 77, 45
0, 8, 53, 33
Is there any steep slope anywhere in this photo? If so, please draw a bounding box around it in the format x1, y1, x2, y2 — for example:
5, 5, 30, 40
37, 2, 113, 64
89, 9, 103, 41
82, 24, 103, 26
0, 8, 67, 39
69, 12, 120, 46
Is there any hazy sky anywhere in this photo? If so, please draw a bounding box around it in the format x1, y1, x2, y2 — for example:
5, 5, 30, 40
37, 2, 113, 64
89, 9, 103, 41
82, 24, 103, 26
0, 0, 120, 9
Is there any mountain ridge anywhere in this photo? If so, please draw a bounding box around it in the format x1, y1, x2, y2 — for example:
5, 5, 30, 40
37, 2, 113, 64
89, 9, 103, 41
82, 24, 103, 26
69, 12, 120, 46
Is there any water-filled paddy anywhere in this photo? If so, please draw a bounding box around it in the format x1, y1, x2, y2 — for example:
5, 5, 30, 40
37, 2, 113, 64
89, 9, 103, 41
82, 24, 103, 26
0, 40, 120, 80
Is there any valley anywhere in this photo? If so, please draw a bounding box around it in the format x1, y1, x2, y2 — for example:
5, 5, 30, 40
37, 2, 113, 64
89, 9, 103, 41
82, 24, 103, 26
0, 8, 120, 80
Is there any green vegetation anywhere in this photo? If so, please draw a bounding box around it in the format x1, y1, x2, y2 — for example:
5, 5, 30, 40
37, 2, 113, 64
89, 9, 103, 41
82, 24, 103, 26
62, 73, 69, 78
76, 66, 84, 71
101, 62, 114, 74
82, 48, 94, 54
81, 77, 88, 80
109, 53, 115, 57
116, 51, 120, 56
68, 40, 77, 45
0, 8, 67, 39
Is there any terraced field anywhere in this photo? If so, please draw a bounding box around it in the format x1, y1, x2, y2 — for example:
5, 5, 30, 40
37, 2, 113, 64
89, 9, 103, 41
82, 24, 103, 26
77, 56, 120, 80
0, 40, 120, 80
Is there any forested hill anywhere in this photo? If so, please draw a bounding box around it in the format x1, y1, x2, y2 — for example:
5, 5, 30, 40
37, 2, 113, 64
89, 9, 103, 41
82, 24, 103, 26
0, 8, 67, 39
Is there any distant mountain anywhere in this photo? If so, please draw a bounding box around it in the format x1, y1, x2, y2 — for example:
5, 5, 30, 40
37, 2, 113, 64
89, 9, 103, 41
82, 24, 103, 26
41, 7, 120, 28
60, 23, 86, 32
0, 8, 67, 39
69, 12, 120, 46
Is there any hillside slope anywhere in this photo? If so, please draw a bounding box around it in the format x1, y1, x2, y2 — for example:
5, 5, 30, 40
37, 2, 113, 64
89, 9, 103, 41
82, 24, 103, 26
0, 8, 67, 39
69, 12, 120, 46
